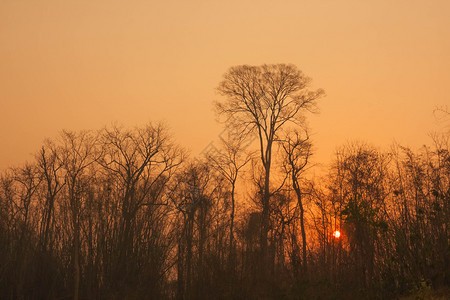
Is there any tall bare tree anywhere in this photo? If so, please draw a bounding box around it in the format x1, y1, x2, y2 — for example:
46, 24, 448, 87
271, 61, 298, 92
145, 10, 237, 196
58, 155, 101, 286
216, 64, 323, 272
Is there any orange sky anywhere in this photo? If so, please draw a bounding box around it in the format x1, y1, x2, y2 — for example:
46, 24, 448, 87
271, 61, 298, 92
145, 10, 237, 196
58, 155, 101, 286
1, 0, 449, 170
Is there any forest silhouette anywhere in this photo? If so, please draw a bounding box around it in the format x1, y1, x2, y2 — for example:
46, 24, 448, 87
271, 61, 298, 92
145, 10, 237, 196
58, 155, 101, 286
0, 64, 449, 300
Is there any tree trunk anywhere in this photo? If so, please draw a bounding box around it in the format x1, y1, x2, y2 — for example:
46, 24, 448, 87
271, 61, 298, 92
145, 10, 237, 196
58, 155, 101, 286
293, 176, 308, 273
229, 184, 236, 264
73, 222, 80, 300
261, 162, 271, 278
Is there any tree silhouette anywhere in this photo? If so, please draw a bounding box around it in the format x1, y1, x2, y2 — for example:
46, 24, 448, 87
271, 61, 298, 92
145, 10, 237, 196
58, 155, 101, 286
216, 64, 324, 277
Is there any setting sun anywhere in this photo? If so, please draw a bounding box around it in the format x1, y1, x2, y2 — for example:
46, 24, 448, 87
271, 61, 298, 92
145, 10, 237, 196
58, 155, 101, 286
333, 231, 341, 238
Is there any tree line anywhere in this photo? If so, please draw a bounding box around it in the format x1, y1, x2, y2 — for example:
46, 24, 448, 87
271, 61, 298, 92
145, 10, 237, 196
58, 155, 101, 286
0, 64, 448, 299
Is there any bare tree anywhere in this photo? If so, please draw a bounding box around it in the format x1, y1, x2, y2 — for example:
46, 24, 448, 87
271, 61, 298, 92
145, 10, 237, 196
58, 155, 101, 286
206, 132, 252, 265
169, 161, 227, 300
216, 64, 324, 272
11, 163, 41, 300
36, 140, 64, 253
281, 129, 313, 273
58, 130, 99, 300
98, 123, 183, 292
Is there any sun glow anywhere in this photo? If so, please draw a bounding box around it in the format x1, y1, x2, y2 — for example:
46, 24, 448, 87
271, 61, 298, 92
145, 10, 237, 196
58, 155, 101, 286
333, 230, 341, 238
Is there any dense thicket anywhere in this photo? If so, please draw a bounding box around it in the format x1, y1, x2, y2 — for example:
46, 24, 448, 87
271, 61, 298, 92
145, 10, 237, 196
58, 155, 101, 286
0, 65, 448, 299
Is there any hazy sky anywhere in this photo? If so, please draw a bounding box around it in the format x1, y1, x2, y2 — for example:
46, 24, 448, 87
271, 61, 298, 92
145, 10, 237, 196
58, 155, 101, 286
1, 0, 449, 170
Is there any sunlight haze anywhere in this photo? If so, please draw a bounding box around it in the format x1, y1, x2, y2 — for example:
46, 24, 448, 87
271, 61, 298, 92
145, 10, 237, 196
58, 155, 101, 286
1, 0, 449, 169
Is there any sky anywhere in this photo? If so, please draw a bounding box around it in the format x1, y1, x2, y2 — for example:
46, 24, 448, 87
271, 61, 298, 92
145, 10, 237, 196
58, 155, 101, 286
1, 0, 449, 170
